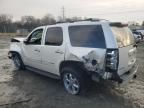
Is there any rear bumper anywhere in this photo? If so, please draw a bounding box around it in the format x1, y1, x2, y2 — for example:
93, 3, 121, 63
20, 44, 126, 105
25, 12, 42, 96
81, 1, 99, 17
91, 63, 139, 84
119, 63, 139, 84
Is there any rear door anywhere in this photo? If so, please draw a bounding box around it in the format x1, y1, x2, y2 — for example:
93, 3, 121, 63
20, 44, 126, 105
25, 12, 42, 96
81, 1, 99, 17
41, 27, 65, 75
111, 26, 136, 75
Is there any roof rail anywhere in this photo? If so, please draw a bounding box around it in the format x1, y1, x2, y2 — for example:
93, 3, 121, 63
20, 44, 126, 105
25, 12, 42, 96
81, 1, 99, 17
83, 18, 109, 22
56, 18, 109, 24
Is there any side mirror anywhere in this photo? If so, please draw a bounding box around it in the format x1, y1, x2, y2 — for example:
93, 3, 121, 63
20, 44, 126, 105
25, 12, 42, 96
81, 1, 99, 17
23, 39, 28, 45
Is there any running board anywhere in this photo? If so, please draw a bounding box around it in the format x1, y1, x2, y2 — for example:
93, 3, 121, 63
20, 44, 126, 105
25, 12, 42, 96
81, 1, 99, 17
25, 66, 60, 80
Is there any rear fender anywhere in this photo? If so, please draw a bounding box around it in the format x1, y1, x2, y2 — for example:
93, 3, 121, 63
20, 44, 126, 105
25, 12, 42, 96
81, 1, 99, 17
65, 48, 106, 75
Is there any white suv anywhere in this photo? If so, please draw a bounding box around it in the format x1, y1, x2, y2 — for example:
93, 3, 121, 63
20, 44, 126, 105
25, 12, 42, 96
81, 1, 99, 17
8, 20, 138, 95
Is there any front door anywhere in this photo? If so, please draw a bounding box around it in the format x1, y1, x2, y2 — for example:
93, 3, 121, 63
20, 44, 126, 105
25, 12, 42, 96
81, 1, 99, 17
22, 28, 44, 69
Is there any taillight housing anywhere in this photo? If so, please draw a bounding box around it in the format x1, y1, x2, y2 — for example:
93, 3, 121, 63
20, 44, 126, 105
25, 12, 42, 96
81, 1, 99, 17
105, 49, 119, 73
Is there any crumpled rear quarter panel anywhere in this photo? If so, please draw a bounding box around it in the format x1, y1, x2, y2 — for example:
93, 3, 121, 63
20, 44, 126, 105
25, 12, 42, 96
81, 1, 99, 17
65, 47, 106, 73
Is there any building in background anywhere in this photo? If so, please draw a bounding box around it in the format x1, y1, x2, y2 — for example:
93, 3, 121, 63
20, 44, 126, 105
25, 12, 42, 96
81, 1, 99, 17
16, 29, 28, 36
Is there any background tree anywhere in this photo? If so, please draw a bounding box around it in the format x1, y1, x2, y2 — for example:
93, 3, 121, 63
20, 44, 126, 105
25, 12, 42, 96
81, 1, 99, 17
41, 14, 56, 25
0, 14, 13, 32
21, 16, 37, 31
57, 16, 63, 22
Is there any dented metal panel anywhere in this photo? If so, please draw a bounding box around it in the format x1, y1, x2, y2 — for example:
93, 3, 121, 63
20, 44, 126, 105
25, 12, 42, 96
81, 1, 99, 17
65, 47, 106, 75
12, 37, 25, 42
82, 50, 101, 72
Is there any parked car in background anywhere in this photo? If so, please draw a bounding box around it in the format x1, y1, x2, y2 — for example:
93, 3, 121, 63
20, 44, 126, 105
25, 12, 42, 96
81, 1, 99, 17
137, 30, 144, 36
132, 31, 142, 43
8, 19, 138, 95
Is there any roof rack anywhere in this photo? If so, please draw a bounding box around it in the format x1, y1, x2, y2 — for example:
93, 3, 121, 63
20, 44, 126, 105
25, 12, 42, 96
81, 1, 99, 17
110, 22, 128, 27
56, 18, 109, 24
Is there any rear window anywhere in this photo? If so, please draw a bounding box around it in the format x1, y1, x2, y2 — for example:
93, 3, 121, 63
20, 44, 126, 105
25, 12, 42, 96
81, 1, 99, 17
68, 25, 106, 48
111, 27, 135, 47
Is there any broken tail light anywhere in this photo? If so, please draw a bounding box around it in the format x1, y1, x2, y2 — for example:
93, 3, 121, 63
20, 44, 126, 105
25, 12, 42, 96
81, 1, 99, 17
104, 49, 119, 79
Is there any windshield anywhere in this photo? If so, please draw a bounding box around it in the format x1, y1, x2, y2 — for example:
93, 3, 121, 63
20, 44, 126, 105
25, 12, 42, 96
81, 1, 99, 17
111, 27, 135, 47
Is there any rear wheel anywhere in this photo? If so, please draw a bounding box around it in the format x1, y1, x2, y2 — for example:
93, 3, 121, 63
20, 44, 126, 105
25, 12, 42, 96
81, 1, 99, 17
12, 53, 25, 70
61, 66, 86, 95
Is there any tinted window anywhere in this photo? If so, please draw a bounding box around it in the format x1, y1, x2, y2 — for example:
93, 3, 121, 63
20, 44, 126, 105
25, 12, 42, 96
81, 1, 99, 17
28, 29, 43, 45
45, 27, 63, 46
69, 25, 106, 48
111, 27, 135, 47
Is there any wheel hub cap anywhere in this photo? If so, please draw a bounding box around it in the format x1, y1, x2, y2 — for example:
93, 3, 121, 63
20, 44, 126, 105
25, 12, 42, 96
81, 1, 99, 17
63, 73, 80, 94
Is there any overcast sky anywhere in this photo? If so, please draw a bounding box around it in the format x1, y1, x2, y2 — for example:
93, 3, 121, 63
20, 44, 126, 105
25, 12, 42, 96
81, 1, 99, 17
0, 0, 144, 23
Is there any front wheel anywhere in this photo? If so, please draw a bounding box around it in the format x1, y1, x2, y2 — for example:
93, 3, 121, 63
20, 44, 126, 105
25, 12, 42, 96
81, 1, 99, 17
61, 67, 86, 95
12, 53, 24, 70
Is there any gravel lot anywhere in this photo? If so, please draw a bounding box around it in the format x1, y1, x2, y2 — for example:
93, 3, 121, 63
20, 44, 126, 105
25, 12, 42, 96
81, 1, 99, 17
0, 36, 144, 108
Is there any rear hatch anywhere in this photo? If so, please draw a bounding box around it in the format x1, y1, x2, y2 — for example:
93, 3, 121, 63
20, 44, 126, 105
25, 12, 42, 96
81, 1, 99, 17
111, 25, 136, 76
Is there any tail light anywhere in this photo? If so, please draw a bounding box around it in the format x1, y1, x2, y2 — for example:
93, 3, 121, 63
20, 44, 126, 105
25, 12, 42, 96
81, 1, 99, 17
104, 49, 119, 79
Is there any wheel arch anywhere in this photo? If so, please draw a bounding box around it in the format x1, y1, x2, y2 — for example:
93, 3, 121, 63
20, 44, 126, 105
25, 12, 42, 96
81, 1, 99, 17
59, 60, 89, 75
9, 51, 25, 69
9, 51, 23, 61
9, 51, 21, 56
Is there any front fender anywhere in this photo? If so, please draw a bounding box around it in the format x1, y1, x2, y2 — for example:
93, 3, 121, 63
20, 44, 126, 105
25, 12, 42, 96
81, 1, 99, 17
9, 42, 23, 58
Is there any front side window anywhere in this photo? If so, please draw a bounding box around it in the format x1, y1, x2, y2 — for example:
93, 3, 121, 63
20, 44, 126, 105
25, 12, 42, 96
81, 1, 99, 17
45, 27, 63, 46
28, 29, 43, 45
68, 25, 106, 48
111, 27, 135, 47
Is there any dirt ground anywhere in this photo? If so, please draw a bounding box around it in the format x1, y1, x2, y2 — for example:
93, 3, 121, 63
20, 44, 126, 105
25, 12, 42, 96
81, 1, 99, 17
0, 36, 144, 108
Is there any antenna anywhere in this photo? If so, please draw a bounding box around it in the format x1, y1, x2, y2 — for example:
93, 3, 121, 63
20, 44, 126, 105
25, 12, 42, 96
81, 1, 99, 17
62, 6, 65, 21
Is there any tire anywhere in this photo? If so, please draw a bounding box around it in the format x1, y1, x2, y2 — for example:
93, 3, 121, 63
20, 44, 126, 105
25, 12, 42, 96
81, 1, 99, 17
61, 66, 86, 95
12, 53, 25, 70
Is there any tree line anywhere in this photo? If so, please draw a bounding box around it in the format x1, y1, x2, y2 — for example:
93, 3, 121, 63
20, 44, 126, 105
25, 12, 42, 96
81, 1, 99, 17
0, 14, 83, 33
0, 14, 144, 33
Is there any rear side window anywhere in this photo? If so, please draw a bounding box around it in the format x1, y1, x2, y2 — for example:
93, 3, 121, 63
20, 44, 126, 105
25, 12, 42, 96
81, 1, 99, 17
68, 25, 106, 48
45, 27, 63, 46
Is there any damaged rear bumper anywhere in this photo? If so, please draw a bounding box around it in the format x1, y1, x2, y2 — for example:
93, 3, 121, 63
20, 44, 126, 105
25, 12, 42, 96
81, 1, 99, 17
119, 63, 139, 84
110, 63, 139, 84
91, 63, 139, 84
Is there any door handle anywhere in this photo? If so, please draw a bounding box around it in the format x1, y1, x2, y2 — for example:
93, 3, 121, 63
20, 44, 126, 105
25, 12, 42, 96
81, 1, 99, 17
55, 50, 63, 54
34, 49, 40, 52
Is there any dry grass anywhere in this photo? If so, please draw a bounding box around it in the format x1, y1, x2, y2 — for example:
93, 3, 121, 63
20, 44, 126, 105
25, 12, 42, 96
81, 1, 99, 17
0, 33, 16, 37
0, 33, 28, 37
